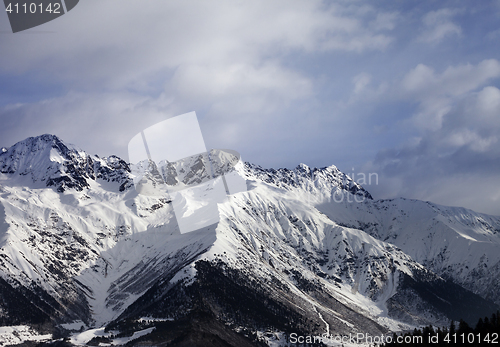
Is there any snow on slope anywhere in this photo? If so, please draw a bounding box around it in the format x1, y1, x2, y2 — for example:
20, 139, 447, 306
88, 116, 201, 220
241, 160, 500, 306
0, 325, 51, 346
0, 177, 219, 326
200, 173, 455, 329
0, 134, 131, 192
314, 197, 500, 305
0, 135, 215, 326
0, 134, 498, 345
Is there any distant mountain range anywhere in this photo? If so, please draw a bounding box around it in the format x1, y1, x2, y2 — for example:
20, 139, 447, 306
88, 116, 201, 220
0, 134, 498, 346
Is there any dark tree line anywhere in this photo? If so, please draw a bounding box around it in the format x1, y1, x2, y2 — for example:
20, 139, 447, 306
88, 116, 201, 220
382, 311, 500, 346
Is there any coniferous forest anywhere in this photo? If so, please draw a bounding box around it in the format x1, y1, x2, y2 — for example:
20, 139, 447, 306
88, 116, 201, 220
382, 311, 500, 346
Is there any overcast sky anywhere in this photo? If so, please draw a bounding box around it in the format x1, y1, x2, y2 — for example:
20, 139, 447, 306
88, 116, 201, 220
1, 0, 500, 215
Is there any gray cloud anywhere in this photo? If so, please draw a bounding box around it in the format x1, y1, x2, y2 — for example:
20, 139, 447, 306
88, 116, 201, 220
0, 1, 394, 86
367, 82, 500, 215
0, 0, 397, 158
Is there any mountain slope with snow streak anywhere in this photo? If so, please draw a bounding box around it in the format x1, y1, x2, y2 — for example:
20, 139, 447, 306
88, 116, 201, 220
315, 197, 500, 306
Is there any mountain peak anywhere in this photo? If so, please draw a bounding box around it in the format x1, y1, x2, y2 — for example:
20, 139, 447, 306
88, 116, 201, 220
0, 134, 79, 161
1, 134, 80, 174
0, 134, 131, 192
244, 161, 372, 200
14, 133, 70, 148
31, 133, 64, 143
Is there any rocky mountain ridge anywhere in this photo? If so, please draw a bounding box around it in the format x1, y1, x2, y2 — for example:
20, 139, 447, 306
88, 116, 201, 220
0, 135, 498, 346
0, 134, 131, 193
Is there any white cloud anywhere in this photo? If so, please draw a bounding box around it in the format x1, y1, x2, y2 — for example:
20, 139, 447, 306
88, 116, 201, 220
0, 91, 171, 159
352, 73, 372, 94
170, 62, 311, 106
0, 1, 396, 85
402, 60, 500, 97
418, 8, 462, 43
476, 86, 500, 116
445, 129, 497, 152
400, 59, 500, 130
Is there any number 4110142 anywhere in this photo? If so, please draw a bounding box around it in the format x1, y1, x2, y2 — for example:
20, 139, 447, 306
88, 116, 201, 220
5, 2, 61, 14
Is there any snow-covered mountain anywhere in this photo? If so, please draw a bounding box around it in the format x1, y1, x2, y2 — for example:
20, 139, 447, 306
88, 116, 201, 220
0, 135, 498, 346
